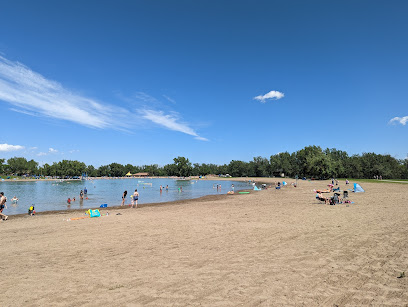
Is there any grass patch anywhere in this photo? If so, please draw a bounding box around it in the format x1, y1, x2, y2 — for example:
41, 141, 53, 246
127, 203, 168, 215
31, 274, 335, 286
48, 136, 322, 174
337, 178, 408, 184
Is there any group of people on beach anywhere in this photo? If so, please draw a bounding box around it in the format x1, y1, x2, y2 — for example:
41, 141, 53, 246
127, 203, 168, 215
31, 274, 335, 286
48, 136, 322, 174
121, 189, 139, 208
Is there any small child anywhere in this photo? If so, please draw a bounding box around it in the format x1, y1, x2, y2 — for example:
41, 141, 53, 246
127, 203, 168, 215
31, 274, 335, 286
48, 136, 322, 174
28, 205, 35, 216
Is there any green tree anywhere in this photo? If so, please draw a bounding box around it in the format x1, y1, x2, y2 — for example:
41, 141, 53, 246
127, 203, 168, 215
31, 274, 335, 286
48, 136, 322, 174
173, 156, 192, 177
0, 158, 5, 174
109, 163, 125, 177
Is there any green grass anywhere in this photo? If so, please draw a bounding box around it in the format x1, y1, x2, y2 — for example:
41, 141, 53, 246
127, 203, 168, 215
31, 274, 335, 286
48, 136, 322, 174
337, 178, 408, 184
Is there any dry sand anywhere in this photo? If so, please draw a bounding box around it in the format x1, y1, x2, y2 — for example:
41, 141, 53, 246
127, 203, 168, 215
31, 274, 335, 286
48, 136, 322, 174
1, 179, 407, 306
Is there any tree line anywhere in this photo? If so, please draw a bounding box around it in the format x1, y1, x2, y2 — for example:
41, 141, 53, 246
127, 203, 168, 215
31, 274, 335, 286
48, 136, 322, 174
1, 146, 407, 179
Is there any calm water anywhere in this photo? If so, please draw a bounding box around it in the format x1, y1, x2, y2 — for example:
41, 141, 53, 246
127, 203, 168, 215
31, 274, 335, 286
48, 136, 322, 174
0, 178, 251, 215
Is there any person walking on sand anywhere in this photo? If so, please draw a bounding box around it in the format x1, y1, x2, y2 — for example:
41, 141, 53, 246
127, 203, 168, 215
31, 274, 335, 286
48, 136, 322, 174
0, 192, 8, 221
121, 190, 127, 206
132, 189, 139, 208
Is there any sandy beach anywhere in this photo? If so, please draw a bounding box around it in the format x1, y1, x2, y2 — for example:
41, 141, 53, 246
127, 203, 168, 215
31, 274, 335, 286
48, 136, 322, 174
1, 179, 407, 306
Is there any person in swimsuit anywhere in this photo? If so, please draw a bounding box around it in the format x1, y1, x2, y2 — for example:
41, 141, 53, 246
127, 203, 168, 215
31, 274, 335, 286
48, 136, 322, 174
0, 192, 8, 221
121, 190, 127, 206
79, 190, 84, 200
132, 189, 139, 208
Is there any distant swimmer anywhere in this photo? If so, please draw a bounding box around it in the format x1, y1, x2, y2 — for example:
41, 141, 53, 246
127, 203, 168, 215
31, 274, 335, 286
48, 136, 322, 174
11, 196, 19, 204
67, 198, 71, 204
166, 185, 169, 191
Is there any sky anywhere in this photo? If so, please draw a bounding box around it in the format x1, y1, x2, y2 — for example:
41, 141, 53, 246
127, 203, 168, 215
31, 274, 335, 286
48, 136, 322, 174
0, 0, 407, 167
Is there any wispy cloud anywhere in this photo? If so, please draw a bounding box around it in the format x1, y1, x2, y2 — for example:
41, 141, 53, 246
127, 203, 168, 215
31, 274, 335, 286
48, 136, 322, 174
0, 56, 130, 130
254, 90, 284, 103
49, 148, 58, 153
389, 116, 408, 126
0, 143, 25, 152
140, 109, 208, 141
163, 95, 176, 104
37, 152, 47, 156
133, 92, 160, 104
69, 149, 80, 154
0, 56, 208, 140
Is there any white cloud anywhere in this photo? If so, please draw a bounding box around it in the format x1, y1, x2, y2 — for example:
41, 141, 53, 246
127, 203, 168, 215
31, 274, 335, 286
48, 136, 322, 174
37, 152, 47, 156
254, 90, 284, 103
0, 143, 24, 152
49, 148, 58, 153
69, 149, 79, 153
163, 95, 176, 104
389, 116, 408, 125
0, 56, 131, 130
0, 56, 209, 139
140, 109, 208, 141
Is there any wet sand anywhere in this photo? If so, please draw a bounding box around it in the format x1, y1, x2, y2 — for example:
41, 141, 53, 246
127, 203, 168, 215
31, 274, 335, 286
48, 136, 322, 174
1, 179, 407, 306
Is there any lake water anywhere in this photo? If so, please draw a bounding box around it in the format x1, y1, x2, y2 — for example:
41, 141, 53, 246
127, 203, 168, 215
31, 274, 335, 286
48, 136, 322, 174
0, 178, 252, 215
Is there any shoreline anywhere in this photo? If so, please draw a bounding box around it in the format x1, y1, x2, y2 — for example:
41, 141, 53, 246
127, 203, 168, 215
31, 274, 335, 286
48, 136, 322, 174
1, 177, 265, 217
6, 191, 244, 219
3, 177, 397, 218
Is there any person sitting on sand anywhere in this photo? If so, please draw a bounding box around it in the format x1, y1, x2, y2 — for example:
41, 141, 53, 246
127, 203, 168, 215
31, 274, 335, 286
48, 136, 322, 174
316, 192, 328, 204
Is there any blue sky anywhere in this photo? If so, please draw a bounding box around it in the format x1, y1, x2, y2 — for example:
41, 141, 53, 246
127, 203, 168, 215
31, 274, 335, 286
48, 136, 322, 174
0, 0, 407, 166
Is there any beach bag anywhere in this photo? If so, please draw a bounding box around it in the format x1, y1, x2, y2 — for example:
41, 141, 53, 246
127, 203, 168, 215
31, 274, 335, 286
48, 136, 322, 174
87, 209, 101, 217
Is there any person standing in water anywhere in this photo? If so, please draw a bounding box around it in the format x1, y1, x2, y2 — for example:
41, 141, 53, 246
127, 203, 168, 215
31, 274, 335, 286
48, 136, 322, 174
79, 190, 84, 200
84, 187, 87, 195
132, 189, 139, 208
0, 192, 8, 221
121, 190, 127, 206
